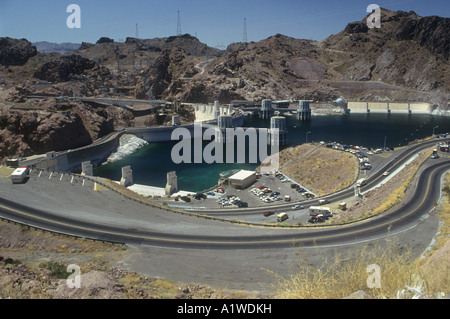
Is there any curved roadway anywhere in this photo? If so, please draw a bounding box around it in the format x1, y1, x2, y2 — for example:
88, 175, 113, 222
0, 139, 448, 250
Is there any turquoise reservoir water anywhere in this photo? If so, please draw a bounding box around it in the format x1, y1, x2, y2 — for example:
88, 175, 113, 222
94, 113, 449, 192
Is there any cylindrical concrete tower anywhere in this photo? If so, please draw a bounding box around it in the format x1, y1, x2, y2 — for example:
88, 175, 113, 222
260, 99, 274, 119
298, 100, 311, 121
217, 115, 234, 143
269, 116, 288, 146
214, 100, 220, 119
218, 115, 233, 130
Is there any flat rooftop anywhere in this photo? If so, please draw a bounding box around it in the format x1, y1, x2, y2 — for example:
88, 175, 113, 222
229, 169, 256, 181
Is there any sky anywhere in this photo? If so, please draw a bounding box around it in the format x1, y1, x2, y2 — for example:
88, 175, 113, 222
0, 0, 449, 48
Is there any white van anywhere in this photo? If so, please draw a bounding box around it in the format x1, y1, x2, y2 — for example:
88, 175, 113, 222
277, 213, 289, 222
11, 167, 29, 184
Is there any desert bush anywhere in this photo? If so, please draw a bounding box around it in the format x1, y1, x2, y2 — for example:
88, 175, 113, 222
39, 261, 69, 279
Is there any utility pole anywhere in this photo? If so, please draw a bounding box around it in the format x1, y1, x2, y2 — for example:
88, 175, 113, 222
177, 10, 182, 36
136, 23, 139, 39
243, 17, 248, 43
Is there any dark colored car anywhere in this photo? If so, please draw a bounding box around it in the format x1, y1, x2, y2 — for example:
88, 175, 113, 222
264, 211, 275, 217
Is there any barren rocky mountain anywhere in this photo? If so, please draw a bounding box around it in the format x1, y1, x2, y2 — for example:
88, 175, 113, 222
32, 41, 81, 54
0, 8, 448, 160
180, 8, 449, 105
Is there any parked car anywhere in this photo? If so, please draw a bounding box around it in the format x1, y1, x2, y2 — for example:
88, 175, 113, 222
308, 216, 326, 223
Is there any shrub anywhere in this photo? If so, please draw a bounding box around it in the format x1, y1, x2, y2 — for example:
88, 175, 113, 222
39, 261, 69, 279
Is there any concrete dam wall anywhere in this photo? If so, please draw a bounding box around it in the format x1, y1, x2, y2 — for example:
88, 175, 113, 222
30, 131, 124, 172
347, 101, 431, 114
24, 114, 246, 172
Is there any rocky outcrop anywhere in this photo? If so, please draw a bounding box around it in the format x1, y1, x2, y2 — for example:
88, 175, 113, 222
395, 14, 450, 60
0, 109, 92, 159
33, 54, 109, 82
344, 22, 369, 34
134, 48, 198, 99
96, 37, 114, 44
0, 37, 37, 66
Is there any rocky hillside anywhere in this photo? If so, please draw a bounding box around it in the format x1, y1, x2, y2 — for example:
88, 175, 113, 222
0, 8, 449, 160
1, 9, 448, 106
320, 9, 449, 93
179, 8, 449, 105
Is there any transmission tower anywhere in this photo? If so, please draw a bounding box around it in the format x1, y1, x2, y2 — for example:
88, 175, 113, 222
243, 17, 248, 43
177, 10, 182, 36
136, 23, 139, 39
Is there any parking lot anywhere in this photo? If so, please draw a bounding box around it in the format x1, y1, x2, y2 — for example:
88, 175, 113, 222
173, 171, 316, 210
167, 142, 406, 225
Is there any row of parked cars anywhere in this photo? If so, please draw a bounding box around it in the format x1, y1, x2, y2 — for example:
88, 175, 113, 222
275, 172, 289, 182
250, 186, 285, 203
217, 195, 248, 208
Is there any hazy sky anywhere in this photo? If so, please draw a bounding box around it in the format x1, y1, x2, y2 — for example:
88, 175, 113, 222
1, 0, 449, 47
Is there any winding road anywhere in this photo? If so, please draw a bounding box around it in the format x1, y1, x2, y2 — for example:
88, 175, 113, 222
0, 138, 448, 289
0, 138, 448, 249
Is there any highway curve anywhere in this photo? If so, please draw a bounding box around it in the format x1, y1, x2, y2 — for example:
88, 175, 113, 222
195, 138, 450, 216
0, 157, 448, 250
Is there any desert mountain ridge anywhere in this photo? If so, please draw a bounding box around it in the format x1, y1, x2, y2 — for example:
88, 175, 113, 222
0, 7, 448, 105
0, 7, 449, 160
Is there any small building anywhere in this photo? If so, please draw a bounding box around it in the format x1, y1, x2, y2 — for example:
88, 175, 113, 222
228, 169, 257, 189
273, 100, 291, 108
230, 100, 256, 108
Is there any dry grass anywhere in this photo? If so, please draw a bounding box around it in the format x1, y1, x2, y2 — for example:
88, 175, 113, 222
270, 241, 415, 299
271, 171, 450, 299
270, 239, 448, 299
279, 144, 359, 197
416, 172, 450, 294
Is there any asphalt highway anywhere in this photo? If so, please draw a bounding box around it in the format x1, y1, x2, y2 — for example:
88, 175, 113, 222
189, 137, 450, 216
0, 144, 448, 250
0, 138, 448, 290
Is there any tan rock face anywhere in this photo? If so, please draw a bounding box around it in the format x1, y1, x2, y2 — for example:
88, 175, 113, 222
0, 109, 92, 160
